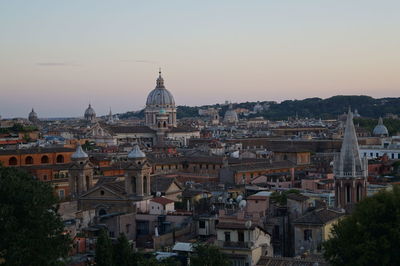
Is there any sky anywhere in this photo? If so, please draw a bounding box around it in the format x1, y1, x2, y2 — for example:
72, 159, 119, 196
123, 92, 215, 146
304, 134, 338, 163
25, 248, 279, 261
0, 0, 400, 118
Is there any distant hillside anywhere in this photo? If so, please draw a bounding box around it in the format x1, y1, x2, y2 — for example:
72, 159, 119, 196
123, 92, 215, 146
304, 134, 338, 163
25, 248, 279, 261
118, 95, 400, 120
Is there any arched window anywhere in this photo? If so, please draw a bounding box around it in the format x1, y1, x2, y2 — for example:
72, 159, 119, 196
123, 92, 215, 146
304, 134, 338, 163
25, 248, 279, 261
56, 155, 64, 163
132, 177, 136, 193
143, 176, 147, 194
158, 122, 161, 128
86, 176, 90, 191
357, 184, 363, 202
346, 185, 351, 203
41, 155, 49, 164
9, 157, 18, 166
25, 156, 33, 165
98, 209, 107, 216
163, 121, 167, 128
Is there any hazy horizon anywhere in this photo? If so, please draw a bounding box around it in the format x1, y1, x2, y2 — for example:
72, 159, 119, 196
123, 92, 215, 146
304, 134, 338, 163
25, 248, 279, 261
1, 1, 400, 118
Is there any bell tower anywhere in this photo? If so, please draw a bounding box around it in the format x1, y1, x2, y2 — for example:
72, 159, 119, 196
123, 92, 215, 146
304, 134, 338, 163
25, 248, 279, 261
334, 109, 368, 209
69, 144, 93, 199
125, 144, 152, 200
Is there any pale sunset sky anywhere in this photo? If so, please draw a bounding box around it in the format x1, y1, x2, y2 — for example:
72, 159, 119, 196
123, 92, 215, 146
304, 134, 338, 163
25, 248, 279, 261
0, 0, 399, 118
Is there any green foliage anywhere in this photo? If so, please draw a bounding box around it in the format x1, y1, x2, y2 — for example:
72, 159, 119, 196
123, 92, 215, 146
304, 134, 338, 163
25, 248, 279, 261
323, 186, 400, 266
190, 243, 230, 266
116, 96, 400, 121
0, 167, 71, 265
114, 233, 132, 266
82, 140, 96, 151
95, 229, 114, 266
355, 117, 400, 136
0, 124, 38, 134
128, 252, 181, 266
177, 105, 199, 119
95, 232, 181, 266
118, 110, 145, 120
270, 189, 300, 205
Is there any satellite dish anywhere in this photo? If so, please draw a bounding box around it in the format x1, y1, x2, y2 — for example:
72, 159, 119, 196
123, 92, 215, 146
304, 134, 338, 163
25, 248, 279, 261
236, 195, 243, 203
245, 220, 252, 229
156, 191, 162, 197
239, 200, 247, 209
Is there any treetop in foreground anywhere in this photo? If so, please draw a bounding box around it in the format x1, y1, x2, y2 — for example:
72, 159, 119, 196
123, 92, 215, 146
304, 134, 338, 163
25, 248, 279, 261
323, 186, 400, 266
0, 167, 70, 266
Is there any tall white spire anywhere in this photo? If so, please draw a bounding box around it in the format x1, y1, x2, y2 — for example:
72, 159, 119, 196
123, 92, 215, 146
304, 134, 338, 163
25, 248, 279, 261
334, 108, 367, 178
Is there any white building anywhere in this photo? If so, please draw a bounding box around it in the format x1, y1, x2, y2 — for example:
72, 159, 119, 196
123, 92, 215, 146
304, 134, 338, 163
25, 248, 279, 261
149, 197, 175, 215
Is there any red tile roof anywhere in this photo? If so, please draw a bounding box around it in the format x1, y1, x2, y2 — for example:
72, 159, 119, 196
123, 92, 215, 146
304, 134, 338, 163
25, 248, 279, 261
151, 197, 174, 205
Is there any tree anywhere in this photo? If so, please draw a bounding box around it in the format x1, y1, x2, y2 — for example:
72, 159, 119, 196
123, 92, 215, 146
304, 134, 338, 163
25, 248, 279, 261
114, 233, 132, 266
95, 229, 114, 266
190, 243, 230, 266
0, 166, 71, 265
270, 189, 300, 205
323, 186, 400, 266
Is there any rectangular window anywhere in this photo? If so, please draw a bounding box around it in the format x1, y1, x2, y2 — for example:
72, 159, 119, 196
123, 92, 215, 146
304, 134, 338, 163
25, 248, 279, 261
199, 220, 206, 229
58, 190, 65, 199
376, 153, 379, 157
304, 229, 312, 241
238, 231, 244, 242
224, 232, 231, 242
392, 153, 395, 159
273, 225, 280, 239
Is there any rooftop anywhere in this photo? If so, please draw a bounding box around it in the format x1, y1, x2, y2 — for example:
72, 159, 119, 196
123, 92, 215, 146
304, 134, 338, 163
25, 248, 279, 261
293, 208, 344, 225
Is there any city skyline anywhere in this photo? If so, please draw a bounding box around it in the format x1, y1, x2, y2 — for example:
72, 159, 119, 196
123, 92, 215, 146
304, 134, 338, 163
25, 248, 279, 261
1, 0, 400, 117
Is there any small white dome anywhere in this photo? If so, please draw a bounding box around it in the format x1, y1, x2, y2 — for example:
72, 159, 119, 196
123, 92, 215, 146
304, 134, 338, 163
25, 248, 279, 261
373, 117, 389, 136
128, 144, 146, 159
224, 105, 238, 123
71, 144, 88, 159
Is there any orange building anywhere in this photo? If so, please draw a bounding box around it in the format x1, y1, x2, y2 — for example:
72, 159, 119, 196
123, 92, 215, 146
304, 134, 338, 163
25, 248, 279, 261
0, 147, 75, 199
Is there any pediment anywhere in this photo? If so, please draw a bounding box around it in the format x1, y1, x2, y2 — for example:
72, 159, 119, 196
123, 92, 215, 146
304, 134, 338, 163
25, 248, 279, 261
79, 184, 127, 200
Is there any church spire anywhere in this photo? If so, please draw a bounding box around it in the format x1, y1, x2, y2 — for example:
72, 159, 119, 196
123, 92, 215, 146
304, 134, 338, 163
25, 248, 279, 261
334, 108, 366, 178
334, 108, 368, 209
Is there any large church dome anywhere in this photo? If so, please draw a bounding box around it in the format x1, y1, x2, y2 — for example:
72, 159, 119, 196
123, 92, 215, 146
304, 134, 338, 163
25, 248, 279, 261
224, 104, 238, 123
84, 104, 96, 122
146, 71, 175, 107
28, 108, 38, 122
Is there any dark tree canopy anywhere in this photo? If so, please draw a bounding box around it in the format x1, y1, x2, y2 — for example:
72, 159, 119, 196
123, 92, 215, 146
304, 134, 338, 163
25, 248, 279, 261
114, 233, 132, 266
95, 229, 114, 266
116, 95, 400, 121
0, 167, 70, 266
190, 243, 230, 266
323, 186, 400, 266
